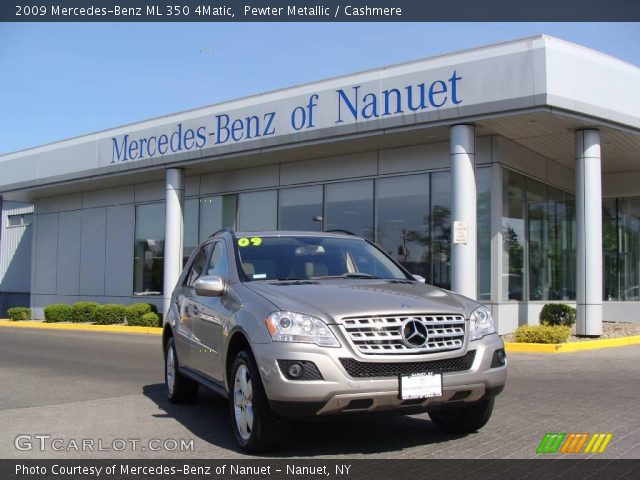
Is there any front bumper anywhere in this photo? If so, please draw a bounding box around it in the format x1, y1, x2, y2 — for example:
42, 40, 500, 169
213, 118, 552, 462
252, 332, 507, 418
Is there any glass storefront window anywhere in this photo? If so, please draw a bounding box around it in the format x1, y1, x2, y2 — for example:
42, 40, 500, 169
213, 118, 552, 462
476, 167, 491, 300
618, 197, 640, 301
375, 174, 430, 278
133, 202, 165, 296
502, 170, 525, 300
238, 190, 277, 231
183, 198, 199, 265
603, 198, 619, 301
502, 168, 576, 302
527, 180, 547, 301
526, 181, 576, 301
325, 180, 374, 240
199, 194, 237, 242
279, 185, 323, 231
430, 171, 451, 289
547, 188, 576, 300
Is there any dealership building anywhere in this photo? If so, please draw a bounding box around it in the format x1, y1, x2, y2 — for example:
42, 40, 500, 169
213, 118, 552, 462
0, 35, 638, 334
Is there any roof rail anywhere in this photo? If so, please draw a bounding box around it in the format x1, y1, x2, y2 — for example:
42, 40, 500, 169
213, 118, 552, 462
325, 229, 358, 236
208, 227, 236, 239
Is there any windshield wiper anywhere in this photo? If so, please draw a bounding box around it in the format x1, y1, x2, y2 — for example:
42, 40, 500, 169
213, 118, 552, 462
313, 273, 380, 279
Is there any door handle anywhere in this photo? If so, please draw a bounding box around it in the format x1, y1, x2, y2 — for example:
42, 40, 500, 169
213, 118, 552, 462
192, 305, 199, 316
199, 313, 222, 325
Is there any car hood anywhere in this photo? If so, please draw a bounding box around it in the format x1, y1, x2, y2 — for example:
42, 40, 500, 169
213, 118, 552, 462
244, 279, 476, 323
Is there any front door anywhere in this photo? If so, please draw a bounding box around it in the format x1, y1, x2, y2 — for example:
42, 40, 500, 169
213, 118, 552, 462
192, 240, 232, 382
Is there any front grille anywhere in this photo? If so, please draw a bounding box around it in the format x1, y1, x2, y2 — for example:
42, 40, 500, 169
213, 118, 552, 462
341, 314, 466, 355
339, 350, 476, 378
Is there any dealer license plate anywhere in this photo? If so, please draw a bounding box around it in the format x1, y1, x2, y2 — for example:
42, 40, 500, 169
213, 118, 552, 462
399, 372, 443, 400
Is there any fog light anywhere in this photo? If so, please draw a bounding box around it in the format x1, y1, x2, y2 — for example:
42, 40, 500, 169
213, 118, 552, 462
497, 349, 506, 364
288, 363, 304, 378
491, 348, 507, 368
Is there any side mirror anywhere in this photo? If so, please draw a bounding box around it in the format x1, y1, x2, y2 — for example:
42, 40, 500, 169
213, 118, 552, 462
412, 274, 426, 284
194, 275, 225, 297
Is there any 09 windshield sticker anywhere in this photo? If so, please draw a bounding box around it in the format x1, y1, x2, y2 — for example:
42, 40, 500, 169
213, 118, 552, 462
237, 237, 263, 247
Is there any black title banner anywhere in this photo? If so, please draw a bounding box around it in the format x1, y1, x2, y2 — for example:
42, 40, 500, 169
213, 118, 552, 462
4, 459, 640, 480
3, 0, 640, 22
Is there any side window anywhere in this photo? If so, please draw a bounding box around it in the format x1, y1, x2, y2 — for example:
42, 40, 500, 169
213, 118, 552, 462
208, 242, 229, 278
184, 243, 213, 287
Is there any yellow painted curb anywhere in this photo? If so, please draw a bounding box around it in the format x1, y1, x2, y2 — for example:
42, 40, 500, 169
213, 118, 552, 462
0, 319, 162, 335
505, 335, 640, 353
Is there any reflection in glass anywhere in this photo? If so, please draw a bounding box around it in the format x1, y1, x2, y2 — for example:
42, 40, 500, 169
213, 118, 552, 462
199, 194, 237, 242
502, 170, 525, 300
183, 198, 199, 265
133, 202, 165, 295
527, 180, 547, 301
619, 198, 640, 301
375, 174, 429, 278
238, 190, 277, 231
476, 168, 491, 300
325, 180, 374, 240
603, 198, 619, 301
279, 186, 323, 231
430, 172, 451, 289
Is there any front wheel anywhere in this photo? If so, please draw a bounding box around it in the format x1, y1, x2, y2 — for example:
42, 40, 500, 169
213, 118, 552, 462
429, 398, 495, 434
229, 350, 287, 453
165, 337, 199, 403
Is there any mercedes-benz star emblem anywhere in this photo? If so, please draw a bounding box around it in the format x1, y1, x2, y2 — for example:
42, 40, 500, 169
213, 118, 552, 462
400, 318, 429, 348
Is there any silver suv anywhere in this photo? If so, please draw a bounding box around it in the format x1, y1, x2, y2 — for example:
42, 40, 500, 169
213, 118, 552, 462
163, 230, 506, 452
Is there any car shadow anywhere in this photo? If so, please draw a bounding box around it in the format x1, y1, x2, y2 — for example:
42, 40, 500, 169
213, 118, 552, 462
143, 383, 468, 456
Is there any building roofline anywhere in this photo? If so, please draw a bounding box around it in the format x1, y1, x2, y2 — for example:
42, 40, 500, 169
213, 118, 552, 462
3, 33, 619, 158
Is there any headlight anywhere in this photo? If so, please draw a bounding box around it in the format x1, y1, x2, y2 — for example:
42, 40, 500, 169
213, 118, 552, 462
469, 306, 496, 341
265, 311, 340, 347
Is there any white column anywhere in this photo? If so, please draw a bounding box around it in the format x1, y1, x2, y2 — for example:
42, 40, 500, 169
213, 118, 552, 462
163, 168, 184, 318
450, 124, 477, 299
575, 129, 603, 336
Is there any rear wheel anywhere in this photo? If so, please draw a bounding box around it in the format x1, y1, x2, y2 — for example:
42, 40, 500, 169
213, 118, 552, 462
229, 350, 287, 452
165, 337, 199, 403
429, 398, 495, 434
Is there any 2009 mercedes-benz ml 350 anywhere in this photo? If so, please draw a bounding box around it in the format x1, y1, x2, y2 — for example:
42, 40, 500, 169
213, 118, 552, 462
163, 229, 506, 452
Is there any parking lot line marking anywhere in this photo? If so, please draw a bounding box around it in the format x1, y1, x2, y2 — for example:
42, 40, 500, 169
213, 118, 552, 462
505, 335, 640, 353
0, 320, 162, 335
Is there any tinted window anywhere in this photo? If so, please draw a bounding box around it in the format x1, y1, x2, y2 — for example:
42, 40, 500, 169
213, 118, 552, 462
236, 236, 408, 281
279, 186, 323, 231
133, 203, 165, 295
325, 181, 374, 240
375, 174, 429, 279
207, 242, 229, 278
238, 191, 277, 230
185, 243, 213, 287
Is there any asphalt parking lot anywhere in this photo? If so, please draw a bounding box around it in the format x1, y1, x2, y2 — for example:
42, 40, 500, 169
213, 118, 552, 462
0, 327, 638, 459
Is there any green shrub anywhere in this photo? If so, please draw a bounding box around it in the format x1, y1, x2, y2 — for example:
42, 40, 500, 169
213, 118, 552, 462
7, 307, 31, 321
128, 311, 161, 327
94, 304, 127, 325
44, 304, 73, 323
514, 325, 571, 344
71, 302, 99, 323
125, 303, 157, 326
539, 304, 577, 327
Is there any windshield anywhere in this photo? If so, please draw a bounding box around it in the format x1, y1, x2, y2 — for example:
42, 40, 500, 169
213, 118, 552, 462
236, 235, 410, 281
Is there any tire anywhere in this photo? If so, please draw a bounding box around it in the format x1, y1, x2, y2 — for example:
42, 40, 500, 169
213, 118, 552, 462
165, 337, 199, 404
429, 398, 495, 434
229, 350, 287, 453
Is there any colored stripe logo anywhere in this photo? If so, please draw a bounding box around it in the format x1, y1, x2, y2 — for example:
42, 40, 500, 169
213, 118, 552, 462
537, 433, 613, 454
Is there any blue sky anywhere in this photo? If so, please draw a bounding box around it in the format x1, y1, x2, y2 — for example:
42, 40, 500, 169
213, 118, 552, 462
0, 22, 638, 155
